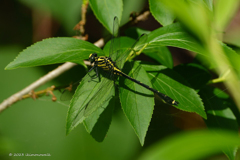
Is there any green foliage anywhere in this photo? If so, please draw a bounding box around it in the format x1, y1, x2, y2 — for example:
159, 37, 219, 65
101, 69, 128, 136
144, 46, 173, 69
120, 61, 154, 145
199, 86, 239, 160
149, 0, 175, 26
89, 0, 123, 34
143, 64, 206, 119
139, 130, 240, 160
66, 71, 115, 135
214, 0, 240, 31
5, 38, 104, 70
4, 0, 240, 159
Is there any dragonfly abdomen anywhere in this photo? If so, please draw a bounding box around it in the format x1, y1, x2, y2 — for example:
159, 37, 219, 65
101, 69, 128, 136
117, 70, 179, 106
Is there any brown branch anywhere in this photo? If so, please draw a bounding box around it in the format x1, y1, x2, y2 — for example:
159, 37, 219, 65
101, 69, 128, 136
74, 1, 89, 35
120, 11, 150, 32
0, 38, 104, 113
130, 10, 150, 24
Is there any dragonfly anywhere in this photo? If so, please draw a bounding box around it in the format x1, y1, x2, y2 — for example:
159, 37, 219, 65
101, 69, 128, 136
69, 16, 179, 124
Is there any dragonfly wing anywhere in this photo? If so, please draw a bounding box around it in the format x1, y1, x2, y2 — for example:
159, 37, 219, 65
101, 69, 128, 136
84, 77, 115, 117
115, 34, 148, 70
133, 33, 148, 52
109, 16, 120, 61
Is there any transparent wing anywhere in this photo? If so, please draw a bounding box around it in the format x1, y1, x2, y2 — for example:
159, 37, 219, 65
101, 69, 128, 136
115, 34, 148, 70
122, 62, 142, 85
69, 69, 115, 125
132, 33, 148, 52
84, 76, 115, 117
109, 16, 120, 61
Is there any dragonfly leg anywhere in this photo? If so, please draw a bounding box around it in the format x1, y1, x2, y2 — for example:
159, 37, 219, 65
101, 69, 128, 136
88, 66, 100, 82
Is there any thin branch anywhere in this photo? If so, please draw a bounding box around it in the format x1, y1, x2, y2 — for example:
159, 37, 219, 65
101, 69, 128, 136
74, 0, 89, 37
134, 11, 150, 23
0, 38, 104, 113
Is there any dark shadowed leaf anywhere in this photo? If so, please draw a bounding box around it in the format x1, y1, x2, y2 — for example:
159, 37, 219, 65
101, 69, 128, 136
84, 97, 115, 142
199, 86, 239, 160
173, 63, 211, 90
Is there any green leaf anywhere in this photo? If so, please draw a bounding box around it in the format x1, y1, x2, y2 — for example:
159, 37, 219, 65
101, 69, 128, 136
149, 0, 175, 26
173, 63, 211, 90
159, 0, 211, 43
66, 71, 115, 135
119, 61, 154, 146
139, 129, 240, 160
143, 64, 207, 119
147, 23, 207, 56
83, 97, 115, 142
222, 42, 240, 78
121, 0, 146, 25
89, 0, 123, 34
144, 46, 173, 69
203, 0, 213, 11
103, 37, 136, 57
199, 86, 239, 160
18, 0, 82, 34
5, 38, 104, 70
125, 27, 151, 40
214, 0, 240, 31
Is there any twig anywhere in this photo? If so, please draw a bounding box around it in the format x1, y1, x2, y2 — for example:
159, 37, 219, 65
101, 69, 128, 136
121, 11, 150, 32
207, 69, 230, 84
74, 0, 89, 35
134, 11, 150, 23
0, 38, 104, 113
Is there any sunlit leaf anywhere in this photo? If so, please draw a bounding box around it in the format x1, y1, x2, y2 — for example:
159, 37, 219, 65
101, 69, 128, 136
5, 38, 104, 70
147, 23, 207, 56
89, 0, 123, 34
144, 46, 173, 69
149, 0, 175, 26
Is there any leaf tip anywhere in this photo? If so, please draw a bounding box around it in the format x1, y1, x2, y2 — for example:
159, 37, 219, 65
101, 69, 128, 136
5, 63, 14, 70
65, 124, 72, 136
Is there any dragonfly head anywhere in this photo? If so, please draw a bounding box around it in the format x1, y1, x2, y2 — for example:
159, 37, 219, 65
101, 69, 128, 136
89, 53, 97, 64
